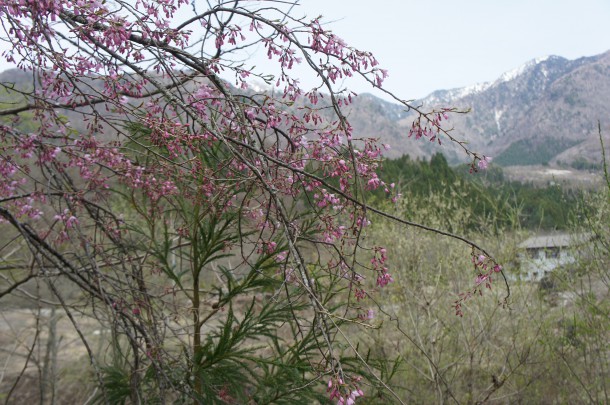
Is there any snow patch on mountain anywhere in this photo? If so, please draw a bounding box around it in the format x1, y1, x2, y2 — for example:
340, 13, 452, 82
248, 80, 272, 93
496, 55, 551, 83
422, 55, 555, 105
454, 81, 493, 98
494, 108, 503, 134
423, 81, 491, 105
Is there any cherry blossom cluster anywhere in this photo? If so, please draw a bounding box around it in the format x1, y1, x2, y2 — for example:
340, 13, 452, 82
454, 253, 503, 317
327, 376, 365, 405
308, 19, 388, 89
408, 108, 452, 144
371, 246, 393, 288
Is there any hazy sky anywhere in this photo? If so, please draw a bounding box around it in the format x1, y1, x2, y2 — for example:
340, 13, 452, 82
292, 0, 610, 99
1, 1, 609, 101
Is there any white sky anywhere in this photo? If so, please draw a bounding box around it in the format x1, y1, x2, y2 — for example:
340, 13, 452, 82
1, 1, 609, 101
292, 0, 610, 99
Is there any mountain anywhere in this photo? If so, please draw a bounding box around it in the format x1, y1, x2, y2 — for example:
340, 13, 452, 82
2, 50, 610, 169
360, 51, 610, 167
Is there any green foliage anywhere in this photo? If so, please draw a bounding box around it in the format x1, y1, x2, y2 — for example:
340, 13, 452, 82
90, 196, 341, 403
376, 152, 580, 230
75, 121, 403, 404
494, 137, 582, 166
0, 81, 40, 133
570, 156, 602, 171
95, 366, 133, 405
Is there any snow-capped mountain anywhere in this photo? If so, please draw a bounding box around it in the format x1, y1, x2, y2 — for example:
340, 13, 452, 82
2, 49, 609, 167
368, 50, 610, 166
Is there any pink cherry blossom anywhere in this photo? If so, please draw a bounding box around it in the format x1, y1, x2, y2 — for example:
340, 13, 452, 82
478, 156, 492, 170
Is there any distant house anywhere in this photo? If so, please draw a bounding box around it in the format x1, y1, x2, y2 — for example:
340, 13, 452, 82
516, 233, 590, 281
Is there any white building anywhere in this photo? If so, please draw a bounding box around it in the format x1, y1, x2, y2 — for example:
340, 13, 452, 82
516, 233, 590, 281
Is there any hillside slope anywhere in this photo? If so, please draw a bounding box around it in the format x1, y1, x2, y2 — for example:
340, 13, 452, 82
3, 50, 610, 166
352, 50, 610, 166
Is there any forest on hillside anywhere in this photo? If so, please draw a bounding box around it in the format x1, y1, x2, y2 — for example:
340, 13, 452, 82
376, 153, 581, 230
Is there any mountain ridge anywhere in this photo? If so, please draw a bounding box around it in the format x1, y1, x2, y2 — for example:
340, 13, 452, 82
368, 50, 610, 166
2, 50, 610, 168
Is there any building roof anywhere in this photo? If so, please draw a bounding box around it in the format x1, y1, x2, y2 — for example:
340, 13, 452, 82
517, 233, 591, 249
